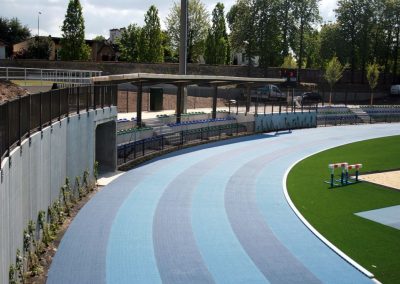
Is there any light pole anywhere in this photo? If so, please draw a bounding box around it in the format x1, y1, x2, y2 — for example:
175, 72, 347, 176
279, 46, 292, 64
38, 11, 42, 37
179, 0, 187, 75
243, 40, 251, 76
177, 0, 188, 122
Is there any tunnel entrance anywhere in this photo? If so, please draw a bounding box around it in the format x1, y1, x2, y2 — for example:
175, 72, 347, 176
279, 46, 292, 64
95, 120, 117, 174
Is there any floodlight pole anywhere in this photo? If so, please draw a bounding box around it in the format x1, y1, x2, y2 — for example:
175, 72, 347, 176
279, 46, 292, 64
179, 0, 188, 75
38, 11, 42, 37
177, 0, 188, 123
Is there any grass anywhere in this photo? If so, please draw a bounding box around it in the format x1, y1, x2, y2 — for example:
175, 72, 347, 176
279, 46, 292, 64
11, 80, 55, 87
287, 135, 400, 284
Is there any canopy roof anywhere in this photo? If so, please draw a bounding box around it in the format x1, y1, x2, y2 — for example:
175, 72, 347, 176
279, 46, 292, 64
91, 73, 286, 87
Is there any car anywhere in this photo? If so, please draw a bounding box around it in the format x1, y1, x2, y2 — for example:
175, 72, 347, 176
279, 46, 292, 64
300, 92, 322, 104
390, 85, 400, 96
254, 84, 286, 101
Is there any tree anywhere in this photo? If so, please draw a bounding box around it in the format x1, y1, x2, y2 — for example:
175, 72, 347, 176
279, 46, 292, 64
0, 17, 30, 57
356, 0, 375, 83
204, 3, 229, 64
319, 23, 347, 66
140, 5, 163, 63
366, 62, 380, 105
165, 0, 210, 63
255, 0, 282, 74
93, 35, 106, 41
161, 31, 177, 62
303, 29, 322, 68
281, 54, 297, 68
60, 0, 91, 61
26, 36, 52, 59
227, 0, 257, 74
377, 0, 399, 83
278, 0, 296, 58
390, 0, 400, 82
117, 24, 141, 62
292, 0, 320, 81
324, 56, 348, 105
336, 0, 374, 83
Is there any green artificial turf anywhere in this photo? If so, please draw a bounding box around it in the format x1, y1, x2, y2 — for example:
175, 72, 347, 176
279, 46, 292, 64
287, 135, 400, 283
11, 80, 55, 86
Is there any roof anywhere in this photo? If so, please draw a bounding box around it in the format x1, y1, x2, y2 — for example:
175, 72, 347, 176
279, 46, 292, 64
14, 36, 95, 45
91, 73, 286, 87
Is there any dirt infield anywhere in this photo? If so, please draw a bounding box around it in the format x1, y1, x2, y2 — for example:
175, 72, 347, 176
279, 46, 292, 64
359, 170, 400, 190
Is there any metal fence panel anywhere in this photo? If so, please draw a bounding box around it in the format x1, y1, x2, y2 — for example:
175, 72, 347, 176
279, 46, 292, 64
117, 122, 255, 166
0, 85, 115, 163
42, 91, 52, 127
20, 96, 30, 140
51, 90, 60, 121
0, 103, 7, 161
7, 99, 20, 148
30, 93, 41, 131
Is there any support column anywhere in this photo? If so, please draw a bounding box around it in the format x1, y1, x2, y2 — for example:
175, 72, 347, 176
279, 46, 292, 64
179, 0, 188, 76
246, 84, 251, 113
136, 82, 142, 127
176, 84, 184, 123
212, 85, 218, 119
179, 0, 188, 115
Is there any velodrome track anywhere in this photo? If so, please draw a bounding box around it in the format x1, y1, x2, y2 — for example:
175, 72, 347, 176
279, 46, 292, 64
47, 123, 400, 284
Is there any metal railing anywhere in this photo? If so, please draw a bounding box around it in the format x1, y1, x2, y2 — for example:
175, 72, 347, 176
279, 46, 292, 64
117, 122, 253, 166
0, 85, 117, 166
0, 67, 102, 86
317, 113, 400, 126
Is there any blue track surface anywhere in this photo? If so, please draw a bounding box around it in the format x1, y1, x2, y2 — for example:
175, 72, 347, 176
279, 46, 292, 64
47, 124, 399, 284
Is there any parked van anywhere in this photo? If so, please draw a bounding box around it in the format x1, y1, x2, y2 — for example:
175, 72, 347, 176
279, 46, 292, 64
255, 84, 286, 101
390, 85, 400, 96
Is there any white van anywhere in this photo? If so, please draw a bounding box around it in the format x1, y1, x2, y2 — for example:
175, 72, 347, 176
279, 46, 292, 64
255, 85, 286, 101
390, 85, 400, 96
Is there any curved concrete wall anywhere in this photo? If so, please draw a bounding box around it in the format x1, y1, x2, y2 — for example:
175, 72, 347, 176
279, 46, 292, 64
0, 107, 117, 284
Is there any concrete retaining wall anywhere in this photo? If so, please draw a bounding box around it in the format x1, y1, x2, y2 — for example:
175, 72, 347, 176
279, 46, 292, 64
0, 107, 117, 284
255, 112, 317, 132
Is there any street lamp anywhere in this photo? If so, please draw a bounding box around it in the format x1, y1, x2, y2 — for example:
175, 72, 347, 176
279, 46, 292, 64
179, 0, 187, 75
38, 11, 42, 37
177, 0, 188, 121
243, 40, 251, 76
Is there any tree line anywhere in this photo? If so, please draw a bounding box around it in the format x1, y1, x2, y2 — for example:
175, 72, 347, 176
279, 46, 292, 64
1, 0, 399, 83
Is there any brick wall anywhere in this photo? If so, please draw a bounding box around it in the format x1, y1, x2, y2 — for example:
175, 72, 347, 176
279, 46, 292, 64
117, 91, 227, 113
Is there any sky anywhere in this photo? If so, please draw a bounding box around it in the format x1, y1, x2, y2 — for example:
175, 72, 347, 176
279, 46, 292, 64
2, 0, 338, 40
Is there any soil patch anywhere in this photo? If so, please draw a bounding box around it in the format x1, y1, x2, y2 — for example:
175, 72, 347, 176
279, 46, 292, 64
25, 186, 103, 284
0, 80, 28, 103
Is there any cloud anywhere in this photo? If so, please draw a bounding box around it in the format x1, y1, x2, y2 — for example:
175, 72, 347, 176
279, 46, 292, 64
319, 0, 337, 23
2, 0, 338, 40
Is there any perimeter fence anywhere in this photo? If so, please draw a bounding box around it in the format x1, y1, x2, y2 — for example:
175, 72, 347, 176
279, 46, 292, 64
0, 85, 117, 166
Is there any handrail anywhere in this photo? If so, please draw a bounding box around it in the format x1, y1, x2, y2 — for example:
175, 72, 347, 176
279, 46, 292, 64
0, 67, 102, 85
0, 85, 117, 167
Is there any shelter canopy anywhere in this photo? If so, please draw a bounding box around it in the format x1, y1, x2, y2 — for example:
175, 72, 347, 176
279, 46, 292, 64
91, 73, 285, 87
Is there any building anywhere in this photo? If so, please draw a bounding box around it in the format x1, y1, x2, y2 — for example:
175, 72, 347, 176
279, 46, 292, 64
13, 36, 119, 61
232, 49, 259, 67
0, 40, 7, 59
91, 40, 119, 61
109, 28, 125, 44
